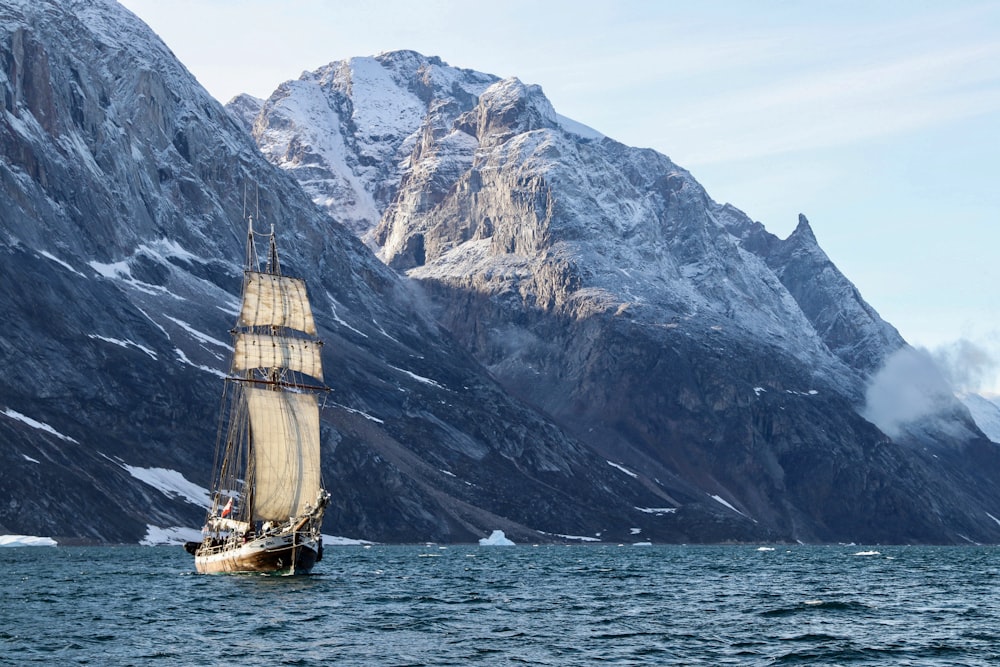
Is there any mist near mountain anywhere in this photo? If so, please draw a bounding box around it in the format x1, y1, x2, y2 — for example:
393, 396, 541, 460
933, 339, 998, 394
863, 347, 963, 439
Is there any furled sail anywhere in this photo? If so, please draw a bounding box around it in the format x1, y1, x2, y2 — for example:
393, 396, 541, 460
233, 333, 324, 381
246, 387, 321, 521
240, 271, 317, 334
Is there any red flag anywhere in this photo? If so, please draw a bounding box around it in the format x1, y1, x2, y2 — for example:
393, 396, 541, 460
220, 497, 233, 517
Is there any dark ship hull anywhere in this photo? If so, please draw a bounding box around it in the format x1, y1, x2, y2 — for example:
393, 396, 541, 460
187, 524, 322, 575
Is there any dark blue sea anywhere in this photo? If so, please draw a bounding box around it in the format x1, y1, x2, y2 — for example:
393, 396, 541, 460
2, 544, 998, 665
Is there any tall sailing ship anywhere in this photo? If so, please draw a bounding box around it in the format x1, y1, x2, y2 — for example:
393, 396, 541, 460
185, 213, 329, 574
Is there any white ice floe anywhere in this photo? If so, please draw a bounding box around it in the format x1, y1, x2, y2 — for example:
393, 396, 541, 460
1, 408, 78, 443
0, 534, 57, 547
479, 530, 515, 546
853, 550, 881, 556
121, 464, 210, 506
140, 525, 202, 546
606, 460, 638, 478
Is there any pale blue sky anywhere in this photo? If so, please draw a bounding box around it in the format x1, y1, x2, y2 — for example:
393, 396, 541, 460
119, 0, 1000, 393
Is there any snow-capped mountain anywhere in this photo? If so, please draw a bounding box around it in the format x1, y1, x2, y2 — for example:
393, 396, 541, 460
2, 0, 998, 545
0, 0, 698, 545
240, 55, 907, 391
243, 51, 499, 238
237, 50, 1000, 543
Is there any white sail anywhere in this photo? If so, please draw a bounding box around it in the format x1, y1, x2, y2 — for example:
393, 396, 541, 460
246, 388, 321, 521
240, 271, 317, 335
233, 333, 324, 381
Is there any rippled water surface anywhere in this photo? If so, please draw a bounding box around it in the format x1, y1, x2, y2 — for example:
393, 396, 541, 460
2, 544, 998, 665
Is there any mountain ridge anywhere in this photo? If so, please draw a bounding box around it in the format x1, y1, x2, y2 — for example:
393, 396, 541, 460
1, 1, 998, 545
235, 48, 1000, 543
1, 0, 708, 546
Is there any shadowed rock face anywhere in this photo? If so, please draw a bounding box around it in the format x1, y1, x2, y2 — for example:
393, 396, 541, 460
1, 0, 732, 546
3, 0, 999, 545
242, 49, 1000, 544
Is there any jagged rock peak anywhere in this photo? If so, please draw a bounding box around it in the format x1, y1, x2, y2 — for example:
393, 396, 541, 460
225, 93, 263, 132
466, 77, 558, 144
376, 48, 446, 67
238, 49, 506, 237
789, 213, 818, 244
305, 49, 498, 106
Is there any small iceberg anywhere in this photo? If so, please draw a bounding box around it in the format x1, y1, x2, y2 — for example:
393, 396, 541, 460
479, 530, 515, 546
0, 534, 57, 547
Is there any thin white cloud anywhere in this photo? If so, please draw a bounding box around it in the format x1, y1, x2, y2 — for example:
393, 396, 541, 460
660, 40, 1000, 165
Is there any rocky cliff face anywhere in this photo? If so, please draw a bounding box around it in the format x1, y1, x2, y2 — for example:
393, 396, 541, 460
238, 51, 1000, 543
0, 0, 714, 546
2, 0, 997, 545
